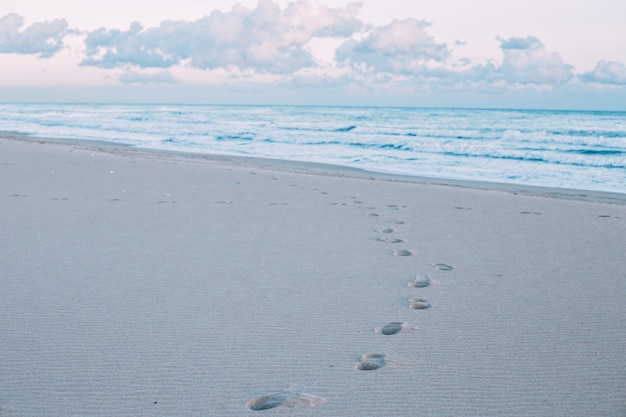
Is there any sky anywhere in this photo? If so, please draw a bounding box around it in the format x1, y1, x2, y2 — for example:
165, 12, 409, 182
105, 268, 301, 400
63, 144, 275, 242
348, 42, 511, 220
1, 0, 625, 110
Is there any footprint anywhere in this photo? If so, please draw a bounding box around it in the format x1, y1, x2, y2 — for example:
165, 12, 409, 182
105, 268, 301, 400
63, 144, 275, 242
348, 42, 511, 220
377, 228, 394, 233
367, 212, 379, 217
432, 263, 454, 271
407, 274, 431, 288
246, 384, 326, 411
408, 298, 431, 310
355, 353, 387, 371
377, 237, 404, 243
388, 220, 405, 225
393, 249, 412, 256
375, 322, 419, 335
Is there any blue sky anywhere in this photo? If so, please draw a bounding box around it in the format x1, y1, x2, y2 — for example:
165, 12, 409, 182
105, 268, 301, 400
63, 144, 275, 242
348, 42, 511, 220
1, 0, 625, 109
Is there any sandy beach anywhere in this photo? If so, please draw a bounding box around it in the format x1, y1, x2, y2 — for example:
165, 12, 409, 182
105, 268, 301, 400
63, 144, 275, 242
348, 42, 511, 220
1, 134, 625, 417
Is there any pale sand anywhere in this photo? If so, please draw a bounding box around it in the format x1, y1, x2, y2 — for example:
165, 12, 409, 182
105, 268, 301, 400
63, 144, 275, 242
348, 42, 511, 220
1, 134, 625, 416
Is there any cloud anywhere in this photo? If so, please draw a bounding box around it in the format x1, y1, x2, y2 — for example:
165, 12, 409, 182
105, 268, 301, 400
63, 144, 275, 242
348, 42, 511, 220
334, 29, 574, 88
439, 36, 575, 88
335, 18, 450, 75
580, 60, 626, 85
0, 13, 68, 58
82, 22, 178, 69
119, 70, 177, 85
81, 0, 363, 74
494, 36, 574, 85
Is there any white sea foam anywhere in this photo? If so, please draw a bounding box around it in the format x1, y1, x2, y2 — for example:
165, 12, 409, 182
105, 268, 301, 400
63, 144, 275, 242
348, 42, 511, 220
1, 104, 624, 193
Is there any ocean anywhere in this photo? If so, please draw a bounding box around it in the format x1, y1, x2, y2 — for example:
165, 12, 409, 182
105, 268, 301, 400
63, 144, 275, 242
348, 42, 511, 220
1, 103, 624, 194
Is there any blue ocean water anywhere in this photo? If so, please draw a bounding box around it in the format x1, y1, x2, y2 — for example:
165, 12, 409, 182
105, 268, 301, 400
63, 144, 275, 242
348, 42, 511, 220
1, 103, 625, 194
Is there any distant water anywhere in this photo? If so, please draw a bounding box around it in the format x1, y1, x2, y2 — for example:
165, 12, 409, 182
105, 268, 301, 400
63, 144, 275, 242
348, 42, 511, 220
1, 103, 625, 193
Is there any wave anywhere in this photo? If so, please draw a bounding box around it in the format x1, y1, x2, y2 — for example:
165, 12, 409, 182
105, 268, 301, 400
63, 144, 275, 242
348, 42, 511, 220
278, 125, 358, 133
215, 134, 256, 141
550, 129, 626, 139
434, 150, 625, 169
334, 125, 357, 132
565, 148, 624, 156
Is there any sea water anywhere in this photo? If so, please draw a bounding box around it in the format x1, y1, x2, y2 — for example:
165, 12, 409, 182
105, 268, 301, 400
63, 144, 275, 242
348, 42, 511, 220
1, 103, 624, 193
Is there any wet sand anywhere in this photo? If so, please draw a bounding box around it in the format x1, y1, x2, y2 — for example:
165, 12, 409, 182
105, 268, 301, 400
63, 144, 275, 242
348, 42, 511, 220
1, 134, 625, 416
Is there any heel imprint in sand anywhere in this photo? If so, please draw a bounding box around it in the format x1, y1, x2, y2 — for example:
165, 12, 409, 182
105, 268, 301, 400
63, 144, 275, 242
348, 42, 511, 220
407, 274, 431, 288
432, 263, 454, 271
355, 353, 387, 371
245, 384, 326, 411
393, 249, 412, 256
375, 322, 419, 335
377, 237, 404, 243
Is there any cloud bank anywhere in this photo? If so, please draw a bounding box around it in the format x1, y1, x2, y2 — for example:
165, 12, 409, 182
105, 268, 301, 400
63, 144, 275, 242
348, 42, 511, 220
0, 13, 68, 57
1, 0, 625, 99
82, 0, 364, 74
580, 60, 626, 85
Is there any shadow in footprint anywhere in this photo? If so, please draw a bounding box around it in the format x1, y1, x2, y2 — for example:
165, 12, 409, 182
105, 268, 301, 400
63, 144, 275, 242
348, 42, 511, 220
246, 384, 326, 411
377, 237, 404, 243
355, 353, 387, 371
375, 322, 419, 335
408, 298, 431, 310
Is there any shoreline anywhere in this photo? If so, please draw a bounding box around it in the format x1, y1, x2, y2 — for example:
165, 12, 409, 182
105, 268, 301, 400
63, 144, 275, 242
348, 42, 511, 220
3, 131, 625, 206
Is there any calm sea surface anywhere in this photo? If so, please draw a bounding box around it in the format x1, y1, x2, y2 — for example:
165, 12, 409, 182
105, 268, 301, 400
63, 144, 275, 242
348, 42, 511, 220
1, 103, 624, 193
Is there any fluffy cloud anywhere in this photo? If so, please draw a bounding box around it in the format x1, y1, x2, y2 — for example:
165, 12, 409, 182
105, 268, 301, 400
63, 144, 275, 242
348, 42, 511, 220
82, 0, 363, 74
83, 22, 176, 69
335, 18, 450, 75
0, 13, 68, 58
495, 36, 574, 85
334, 28, 574, 88
580, 60, 626, 85
426, 36, 576, 88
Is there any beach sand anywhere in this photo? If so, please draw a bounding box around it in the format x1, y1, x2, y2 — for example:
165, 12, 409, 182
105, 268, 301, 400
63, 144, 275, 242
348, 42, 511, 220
1, 134, 625, 416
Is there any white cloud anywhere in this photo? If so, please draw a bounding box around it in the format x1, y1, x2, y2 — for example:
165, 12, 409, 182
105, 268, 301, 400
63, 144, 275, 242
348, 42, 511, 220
82, 22, 177, 69
335, 18, 450, 75
334, 29, 574, 89
495, 36, 574, 85
425, 36, 576, 88
81, 0, 363, 74
0, 13, 68, 57
580, 60, 626, 85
